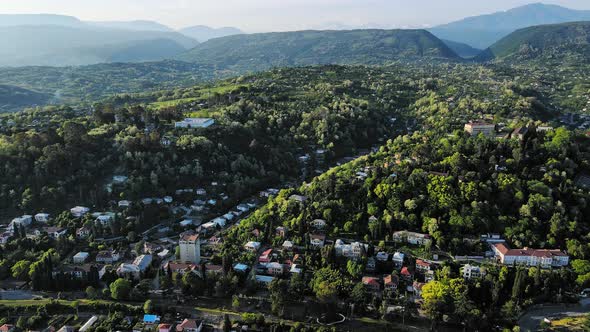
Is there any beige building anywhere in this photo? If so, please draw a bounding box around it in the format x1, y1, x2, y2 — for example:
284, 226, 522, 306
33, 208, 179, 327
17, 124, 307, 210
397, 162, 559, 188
179, 233, 201, 264
464, 122, 496, 137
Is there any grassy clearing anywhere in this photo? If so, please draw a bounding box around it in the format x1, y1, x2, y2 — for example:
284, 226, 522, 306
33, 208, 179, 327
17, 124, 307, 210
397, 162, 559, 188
549, 315, 589, 331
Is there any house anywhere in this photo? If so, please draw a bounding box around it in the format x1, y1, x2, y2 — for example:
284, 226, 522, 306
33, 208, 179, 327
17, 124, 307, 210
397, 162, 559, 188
73, 252, 90, 264
282, 240, 294, 250
176, 318, 203, 332
134, 254, 153, 272
464, 122, 495, 137
158, 323, 173, 332
180, 219, 193, 227
79, 315, 98, 332
9, 215, 33, 230
310, 219, 327, 229
58, 326, 76, 332
255, 275, 275, 287
71, 206, 90, 218
492, 242, 569, 268
211, 217, 226, 228
258, 248, 273, 263
236, 204, 250, 212
412, 281, 426, 297
383, 274, 399, 291
233, 263, 249, 273
366, 257, 376, 272
276, 226, 288, 237
96, 250, 120, 264
144, 314, 160, 325
362, 276, 381, 292
76, 226, 91, 239
164, 196, 173, 204
34, 213, 50, 223
289, 195, 307, 203
392, 231, 432, 246
37, 227, 68, 239
511, 127, 529, 141
335, 240, 367, 260
393, 252, 405, 267
266, 262, 284, 276
53, 265, 92, 279
376, 252, 389, 262
164, 261, 198, 275
0, 324, 15, 332
144, 242, 163, 255
175, 118, 214, 129
118, 200, 132, 208
309, 234, 326, 248
196, 188, 206, 196
117, 263, 141, 280
244, 241, 261, 252
0, 232, 12, 245
461, 264, 486, 280
223, 213, 235, 221
95, 213, 115, 225
400, 267, 412, 280
415, 259, 432, 273
290, 264, 302, 274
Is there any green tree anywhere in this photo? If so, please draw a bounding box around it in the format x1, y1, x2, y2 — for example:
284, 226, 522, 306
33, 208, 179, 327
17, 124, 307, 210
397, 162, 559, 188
110, 278, 132, 300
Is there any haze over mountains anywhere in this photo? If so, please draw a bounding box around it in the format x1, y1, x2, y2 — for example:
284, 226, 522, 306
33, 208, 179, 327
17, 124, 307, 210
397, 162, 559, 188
429, 3, 590, 49
0, 14, 243, 67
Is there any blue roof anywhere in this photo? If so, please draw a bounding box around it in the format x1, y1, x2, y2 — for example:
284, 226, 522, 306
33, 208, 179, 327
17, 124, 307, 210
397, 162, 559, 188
234, 263, 249, 271
143, 314, 160, 323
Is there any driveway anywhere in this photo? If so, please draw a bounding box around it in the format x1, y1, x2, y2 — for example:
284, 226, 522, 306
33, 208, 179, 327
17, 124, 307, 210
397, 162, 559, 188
518, 301, 590, 332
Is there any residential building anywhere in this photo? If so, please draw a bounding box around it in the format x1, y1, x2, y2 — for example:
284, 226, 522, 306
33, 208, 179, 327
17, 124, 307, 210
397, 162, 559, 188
76, 226, 91, 239
36, 227, 67, 239
259, 249, 273, 263
366, 257, 376, 272
164, 262, 198, 275
0, 324, 15, 332
144, 242, 163, 255
143, 315, 160, 325
118, 200, 131, 208
376, 251, 389, 262
34, 213, 50, 223
464, 122, 495, 137
266, 262, 284, 276
335, 240, 367, 260
175, 118, 214, 129
383, 274, 399, 291
393, 252, 405, 267
96, 250, 120, 264
461, 264, 486, 280
255, 275, 275, 287
245, 241, 261, 252
176, 318, 203, 332
233, 263, 249, 274
310, 219, 327, 229
415, 259, 432, 273
9, 215, 32, 230
282, 240, 294, 250
392, 231, 432, 246
73, 252, 89, 264
362, 276, 381, 292
276, 226, 288, 237
134, 254, 153, 272
158, 323, 173, 332
309, 234, 326, 248
71, 206, 90, 218
492, 243, 569, 268
117, 263, 141, 280
179, 233, 201, 264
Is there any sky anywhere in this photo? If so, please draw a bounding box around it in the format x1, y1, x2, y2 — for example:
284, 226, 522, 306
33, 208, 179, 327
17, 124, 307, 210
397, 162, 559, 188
1, 0, 590, 32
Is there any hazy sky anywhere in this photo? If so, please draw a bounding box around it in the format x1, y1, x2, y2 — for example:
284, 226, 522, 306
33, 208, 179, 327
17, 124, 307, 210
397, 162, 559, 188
1, 0, 590, 32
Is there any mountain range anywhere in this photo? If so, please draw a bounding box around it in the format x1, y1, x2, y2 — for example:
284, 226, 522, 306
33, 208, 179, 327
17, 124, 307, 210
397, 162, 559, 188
0, 14, 243, 67
430, 3, 590, 49
175, 29, 459, 72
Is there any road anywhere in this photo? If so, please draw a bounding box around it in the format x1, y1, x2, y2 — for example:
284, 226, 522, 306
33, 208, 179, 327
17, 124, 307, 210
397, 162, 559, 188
518, 300, 590, 332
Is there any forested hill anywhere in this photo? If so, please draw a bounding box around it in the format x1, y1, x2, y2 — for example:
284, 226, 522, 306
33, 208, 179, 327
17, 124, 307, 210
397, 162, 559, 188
176, 29, 460, 71
476, 21, 590, 62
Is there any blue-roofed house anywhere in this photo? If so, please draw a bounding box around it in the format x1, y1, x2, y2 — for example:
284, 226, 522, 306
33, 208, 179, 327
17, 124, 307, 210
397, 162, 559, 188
143, 314, 160, 324
233, 263, 249, 273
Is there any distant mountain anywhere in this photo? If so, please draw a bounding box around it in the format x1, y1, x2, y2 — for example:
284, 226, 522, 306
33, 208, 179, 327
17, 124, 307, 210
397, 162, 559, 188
176, 29, 460, 72
441, 39, 482, 58
0, 25, 198, 67
88, 20, 174, 32
0, 14, 85, 27
179, 25, 243, 42
476, 21, 590, 62
0, 84, 51, 112
430, 3, 590, 49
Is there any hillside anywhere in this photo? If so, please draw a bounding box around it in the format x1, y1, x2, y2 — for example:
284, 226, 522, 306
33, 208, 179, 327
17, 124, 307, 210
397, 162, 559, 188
0, 84, 51, 112
442, 39, 482, 58
476, 21, 590, 62
0, 24, 197, 67
176, 29, 459, 71
430, 3, 590, 49
88, 20, 174, 32
179, 25, 244, 42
